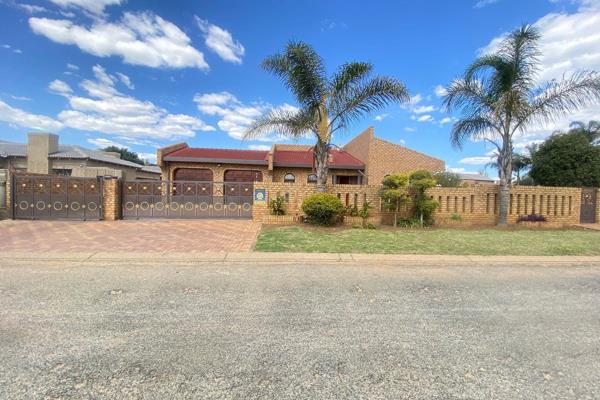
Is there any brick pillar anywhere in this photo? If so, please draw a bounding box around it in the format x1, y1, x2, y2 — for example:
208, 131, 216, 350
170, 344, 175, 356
102, 178, 121, 221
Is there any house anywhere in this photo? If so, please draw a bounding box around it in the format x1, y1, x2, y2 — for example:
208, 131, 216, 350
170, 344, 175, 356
457, 172, 496, 186
157, 127, 444, 185
0, 133, 161, 180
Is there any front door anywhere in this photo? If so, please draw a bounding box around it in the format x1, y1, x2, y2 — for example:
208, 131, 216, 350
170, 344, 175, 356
580, 188, 597, 223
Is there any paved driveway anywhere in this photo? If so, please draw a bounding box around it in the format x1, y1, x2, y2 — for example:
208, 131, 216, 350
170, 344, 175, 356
0, 220, 261, 252
0, 259, 599, 399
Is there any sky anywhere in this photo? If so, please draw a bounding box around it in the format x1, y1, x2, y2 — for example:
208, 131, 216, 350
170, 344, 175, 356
0, 0, 599, 174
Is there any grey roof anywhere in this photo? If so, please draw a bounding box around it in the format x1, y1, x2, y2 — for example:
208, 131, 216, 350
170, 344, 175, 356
0, 140, 27, 157
0, 140, 159, 174
458, 172, 495, 182
140, 165, 161, 174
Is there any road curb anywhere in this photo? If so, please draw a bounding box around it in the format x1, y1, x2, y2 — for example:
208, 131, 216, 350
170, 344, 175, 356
1, 251, 600, 266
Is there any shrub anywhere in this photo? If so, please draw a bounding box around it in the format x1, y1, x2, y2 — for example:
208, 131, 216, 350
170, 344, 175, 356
517, 214, 547, 223
301, 193, 345, 225
433, 171, 462, 187
269, 195, 286, 215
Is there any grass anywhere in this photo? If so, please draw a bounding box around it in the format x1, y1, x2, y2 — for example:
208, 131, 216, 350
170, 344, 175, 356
255, 225, 600, 256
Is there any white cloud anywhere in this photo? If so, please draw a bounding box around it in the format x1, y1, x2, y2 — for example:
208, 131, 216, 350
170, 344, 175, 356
195, 17, 244, 64
0, 100, 63, 131
10, 95, 32, 101
374, 113, 389, 121
87, 137, 126, 148
248, 144, 271, 151
67, 63, 79, 71
137, 152, 157, 163
194, 91, 299, 140
115, 72, 134, 89
439, 117, 453, 125
1, 44, 22, 54
474, 0, 500, 8
51, 65, 214, 140
29, 12, 209, 70
19, 3, 49, 14
48, 0, 122, 16
416, 114, 434, 122
404, 127, 416, 132
49, 79, 73, 95
412, 105, 437, 114
459, 156, 494, 165
434, 85, 447, 97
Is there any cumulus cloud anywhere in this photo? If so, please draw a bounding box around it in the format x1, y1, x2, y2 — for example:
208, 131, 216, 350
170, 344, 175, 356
248, 144, 271, 151
48, 0, 122, 16
115, 72, 134, 89
87, 137, 126, 148
50, 64, 214, 140
459, 156, 495, 165
29, 12, 209, 70
137, 152, 157, 163
49, 79, 73, 95
195, 17, 245, 64
18, 3, 49, 14
416, 114, 434, 123
194, 91, 298, 140
434, 85, 447, 97
474, 0, 500, 8
0, 100, 63, 131
374, 113, 388, 121
412, 105, 437, 114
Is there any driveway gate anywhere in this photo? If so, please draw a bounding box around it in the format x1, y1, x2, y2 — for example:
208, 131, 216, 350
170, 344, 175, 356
580, 187, 597, 223
121, 180, 253, 219
12, 175, 103, 220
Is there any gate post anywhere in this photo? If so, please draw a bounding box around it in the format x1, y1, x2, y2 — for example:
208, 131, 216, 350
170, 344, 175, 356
102, 177, 121, 221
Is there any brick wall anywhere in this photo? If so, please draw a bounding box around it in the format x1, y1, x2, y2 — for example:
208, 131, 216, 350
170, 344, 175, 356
254, 182, 583, 227
102, 178, 121, 221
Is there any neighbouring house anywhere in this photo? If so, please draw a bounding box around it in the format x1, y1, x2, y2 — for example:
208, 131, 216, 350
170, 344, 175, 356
157, 127, 444, 185
457, 172, 496, 186
0, 133, 161, 180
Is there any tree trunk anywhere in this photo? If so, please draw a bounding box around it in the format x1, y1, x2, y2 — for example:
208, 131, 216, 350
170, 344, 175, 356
497, 141, 513, 226
314, 139, 329, 193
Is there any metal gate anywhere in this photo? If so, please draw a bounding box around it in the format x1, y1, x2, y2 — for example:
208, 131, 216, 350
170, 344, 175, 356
580, 188, 597, 223
121, 180, 253, 219
12, 175, 103, 220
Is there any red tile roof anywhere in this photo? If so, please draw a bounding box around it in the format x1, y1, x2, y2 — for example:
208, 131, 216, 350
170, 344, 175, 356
164, 147, 269, 164
163, 146, 364, 169
274, 149, 364, 169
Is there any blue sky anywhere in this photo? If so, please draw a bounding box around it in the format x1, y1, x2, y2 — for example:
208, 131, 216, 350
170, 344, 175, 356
1, 0, 599, 173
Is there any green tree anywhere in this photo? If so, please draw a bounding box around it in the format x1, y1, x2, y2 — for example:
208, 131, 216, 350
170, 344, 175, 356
433, 171, 462, 187
529, 131, 600, 187
486, 151, 532, 184
409, 170, 439, 226
443, 25, 600, 225
245, 41, 409, 192
568, 120, 600, 143
102, 146, 146, 165
379, 173, 411, 227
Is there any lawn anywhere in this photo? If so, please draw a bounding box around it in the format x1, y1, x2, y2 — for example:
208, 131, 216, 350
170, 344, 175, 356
255, 225, 600, 256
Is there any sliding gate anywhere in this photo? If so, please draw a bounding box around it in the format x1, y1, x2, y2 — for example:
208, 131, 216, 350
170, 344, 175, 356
12, 175, 103, 220
122, 180, 253, 219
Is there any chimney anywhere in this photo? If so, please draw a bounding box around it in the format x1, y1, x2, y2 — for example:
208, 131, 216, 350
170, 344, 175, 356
27, 133, 58, 174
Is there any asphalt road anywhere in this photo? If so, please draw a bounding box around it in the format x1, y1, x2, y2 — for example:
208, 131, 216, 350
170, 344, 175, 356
1, 260, 599, 399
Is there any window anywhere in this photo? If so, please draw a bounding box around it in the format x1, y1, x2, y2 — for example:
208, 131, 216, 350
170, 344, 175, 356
283, 173, 295, 183
224, 169, 263, 182
174, 168, 213, 181
334, 175, 360, 185
53, 169, 72, 176
307, 174, 317, 183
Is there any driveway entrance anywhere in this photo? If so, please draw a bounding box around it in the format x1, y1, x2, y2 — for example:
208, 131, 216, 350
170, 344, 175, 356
0, 220, 261, 252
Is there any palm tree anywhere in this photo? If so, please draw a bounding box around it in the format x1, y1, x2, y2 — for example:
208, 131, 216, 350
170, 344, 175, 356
245, 41, 409, 191
486, 151, 532, 184
443, 25, 600, 225
569, 120, 600, 143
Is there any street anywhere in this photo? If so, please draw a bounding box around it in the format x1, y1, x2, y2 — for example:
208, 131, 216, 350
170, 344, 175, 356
1, 259, 599, 399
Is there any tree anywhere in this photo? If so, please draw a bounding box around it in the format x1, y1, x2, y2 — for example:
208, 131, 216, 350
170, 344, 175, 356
102, 146, 145, 165
443, 25, 600, 225
568, 120, 600, 144
245, 41, 409, 191
378, 173, 410, 227
409, 170, 439, 226
529, 131, 600, 187
433, 171, 462, 187
486, 151, 532, 184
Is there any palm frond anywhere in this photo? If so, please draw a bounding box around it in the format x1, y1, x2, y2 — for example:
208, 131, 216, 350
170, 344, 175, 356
443, 78, 495, 116
517, 71, 600, 132
450, 116, 499, 149
244, 107, 316, 140
329, 62, 373, 97
261, 41, 326, 108
329, 76, 409, 132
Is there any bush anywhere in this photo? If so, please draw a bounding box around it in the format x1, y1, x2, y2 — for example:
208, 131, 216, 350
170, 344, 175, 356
269, 195, 286, 215
517, 214, 547, 223
301, 193, 345, 226
433, 171, 462, 187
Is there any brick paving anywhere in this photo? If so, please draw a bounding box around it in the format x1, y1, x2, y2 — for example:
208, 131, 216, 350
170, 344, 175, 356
0, 220, 261, 253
